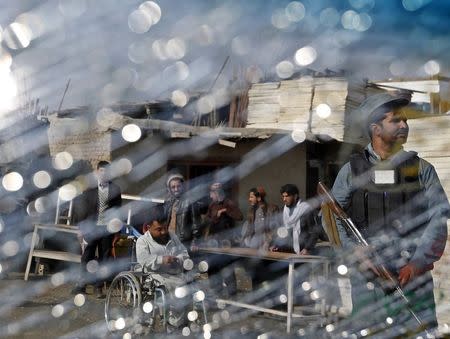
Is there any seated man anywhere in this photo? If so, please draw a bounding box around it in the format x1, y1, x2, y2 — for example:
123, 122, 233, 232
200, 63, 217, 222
136, 204, 190, 271
271, 184, 327, 255
136, 206, 192, 329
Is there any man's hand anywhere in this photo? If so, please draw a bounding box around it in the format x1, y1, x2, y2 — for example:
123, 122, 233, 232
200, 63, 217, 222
354, 246, 382, 277
217, 208, 227, 217
162, 256, 179, 265
398, 263, 417, 287
299, 248, 310, 255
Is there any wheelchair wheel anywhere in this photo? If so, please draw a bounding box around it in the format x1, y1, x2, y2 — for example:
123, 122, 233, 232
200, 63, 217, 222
105, 271, 143, 334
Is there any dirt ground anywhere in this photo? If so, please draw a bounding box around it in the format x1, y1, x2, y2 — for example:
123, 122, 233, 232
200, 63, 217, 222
0, 274, 107, 338
0, 272, 309, 339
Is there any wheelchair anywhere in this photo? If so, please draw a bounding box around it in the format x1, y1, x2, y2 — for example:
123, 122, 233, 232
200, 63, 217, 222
105, 269, 209, 335
105, 228, 208, 335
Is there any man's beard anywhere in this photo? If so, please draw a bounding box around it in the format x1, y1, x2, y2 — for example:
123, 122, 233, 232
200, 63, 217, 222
154, 235, 170, 245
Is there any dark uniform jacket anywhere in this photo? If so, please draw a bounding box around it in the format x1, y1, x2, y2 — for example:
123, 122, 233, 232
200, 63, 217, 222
73, 182, 122, 242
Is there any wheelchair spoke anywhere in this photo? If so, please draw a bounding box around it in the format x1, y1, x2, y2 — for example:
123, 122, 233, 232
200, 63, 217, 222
105, 272, 142, 333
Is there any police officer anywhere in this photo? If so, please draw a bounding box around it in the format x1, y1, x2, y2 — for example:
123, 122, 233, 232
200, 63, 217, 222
331, 92, 449, 335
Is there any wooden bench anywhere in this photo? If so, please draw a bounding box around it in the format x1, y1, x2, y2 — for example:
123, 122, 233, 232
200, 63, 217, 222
24, 223, 81, 280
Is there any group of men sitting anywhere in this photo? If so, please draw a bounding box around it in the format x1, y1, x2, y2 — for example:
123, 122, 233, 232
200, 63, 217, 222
158, 172, 327, 255
71, 161, 326, 302
130, 174, 326, 329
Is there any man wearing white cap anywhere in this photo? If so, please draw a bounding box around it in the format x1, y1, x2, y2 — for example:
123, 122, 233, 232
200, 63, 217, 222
163, 171, 202, 247
330, 91, 449, 335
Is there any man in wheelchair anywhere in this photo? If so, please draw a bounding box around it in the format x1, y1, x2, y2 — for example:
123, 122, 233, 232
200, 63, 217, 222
136, 207, 189, 275
135, 205, 192, 329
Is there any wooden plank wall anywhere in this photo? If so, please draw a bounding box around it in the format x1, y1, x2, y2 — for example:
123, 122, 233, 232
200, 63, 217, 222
405, 115, 450, 328
246, 77, 354, 140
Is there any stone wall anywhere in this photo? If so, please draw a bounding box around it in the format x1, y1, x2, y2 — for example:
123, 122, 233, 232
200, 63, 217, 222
47, 118, 111, 165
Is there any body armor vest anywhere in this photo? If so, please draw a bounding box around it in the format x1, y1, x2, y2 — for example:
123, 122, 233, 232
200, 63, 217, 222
347, 150, 425, 241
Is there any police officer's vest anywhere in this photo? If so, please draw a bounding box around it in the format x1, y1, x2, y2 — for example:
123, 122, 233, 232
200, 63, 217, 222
347, 150, 426, 240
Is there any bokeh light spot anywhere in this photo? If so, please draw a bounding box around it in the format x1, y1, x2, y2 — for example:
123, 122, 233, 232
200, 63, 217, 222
277, 226, 289, 238
86, 259, 99, 273
354, 13, 372, 32
115, 318, 126, 330
424, 60, 440, 75
143, 301, 153, 313
341, 10, 358, 30
291, 130, 307, 143
337, 264, 348, 275
182, 327, 191, 336
272, 8, 291, 30
389, 60, 407, 76
152, 39, 168, 60
59, 183, 78, 201
302, 281, 311, 291
285, 2, 305, 22
276, 61, 294, 79
2, 172, 23, 192
193, 290, 205, 302
295, 46, 317, 66
122, 124, 142, 142
35, 196, 51, 213
320, 8, 340, 27
53, 152, 73, 170
198, 261, 209, 273
326, 324, 335, 332
175, 61, 190, 80
175, 286, 188, 298
183, 258, 194, 271
33, 170, 52, 189
197, 96, 215, 114
115, 158, 133, 175
167, 38, 186, 59
3, 240, 19, 257
51, 272, 65, 286
51, 304, 64, 318
74, 294, 86, 306
139, 1, 161, 25
316, 103, 332, 119
128, 9, 152, 34
310, 290, 320, 300
188, 310, 198, 321
172, 90, 189, 107
107, 218, 123, 233
402, 0, 431, 11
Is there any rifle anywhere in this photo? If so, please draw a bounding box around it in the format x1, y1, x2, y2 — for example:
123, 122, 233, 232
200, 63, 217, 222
317, 181, 428, 332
